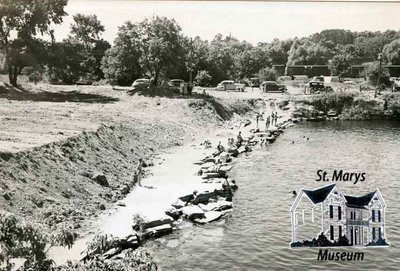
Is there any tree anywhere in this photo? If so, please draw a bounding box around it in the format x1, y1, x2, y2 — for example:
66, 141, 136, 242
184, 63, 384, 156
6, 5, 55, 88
383, 39, 400, 65
329, 54, 351, 76
137, 16, 185, 85
182, 36, 210, 83
101, 22, 142, 86
69, 14, 105, 47
195, 70, 212, 86
259, 67, 278, 82
266, 38, 293, 65
311, 29, 355, 45
0, 211, 76, 271
0, 0, 68, 86
46, 40, 85, 84
68, 13, 110, 81
102, 16, 184, 86
365, 62, 390, 87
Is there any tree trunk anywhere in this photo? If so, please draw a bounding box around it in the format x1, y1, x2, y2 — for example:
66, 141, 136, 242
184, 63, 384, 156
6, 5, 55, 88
8, 64, 18, 87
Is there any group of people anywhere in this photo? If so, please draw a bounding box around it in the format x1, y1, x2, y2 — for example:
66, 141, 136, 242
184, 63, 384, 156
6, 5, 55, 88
256, 111, 279, 131
266, 111, 278, 130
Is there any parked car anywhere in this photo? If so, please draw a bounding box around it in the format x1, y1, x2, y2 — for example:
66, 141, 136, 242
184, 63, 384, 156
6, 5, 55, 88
132, 78, 150, 89
278, 76, 293, 82
343, 79, 355, 85
304, 78, 333, 94
168, 79, 184, 87
392, 78, 400, 92
311, 76, 324, 82
260, 81, 286, 93
216, 80, 245, 92
249, 77, 260, 88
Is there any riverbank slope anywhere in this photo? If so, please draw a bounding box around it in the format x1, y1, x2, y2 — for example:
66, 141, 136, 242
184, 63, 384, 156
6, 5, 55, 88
0, 83, 259, 236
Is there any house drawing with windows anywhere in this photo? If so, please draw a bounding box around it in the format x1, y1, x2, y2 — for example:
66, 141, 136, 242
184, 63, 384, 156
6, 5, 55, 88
290, 184, 388, 247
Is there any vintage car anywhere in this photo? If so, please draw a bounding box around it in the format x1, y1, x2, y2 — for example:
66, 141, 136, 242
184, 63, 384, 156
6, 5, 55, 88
392, 78, 400, 92
168, 79, 185, 87
132, 78, 150, 89
260, 81, 286, 93
216, 80, 245, 92
304, 77, 333, 94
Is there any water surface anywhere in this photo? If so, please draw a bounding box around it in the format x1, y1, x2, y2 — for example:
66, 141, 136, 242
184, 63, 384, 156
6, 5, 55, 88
146, 120, 400, 271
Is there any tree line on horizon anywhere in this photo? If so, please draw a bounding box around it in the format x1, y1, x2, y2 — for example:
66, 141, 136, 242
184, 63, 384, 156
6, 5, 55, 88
1, 0, 400, 88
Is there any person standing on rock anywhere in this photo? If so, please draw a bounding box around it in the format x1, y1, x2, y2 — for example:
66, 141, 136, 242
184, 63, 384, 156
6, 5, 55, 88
256, 113, 260, 129
135, 158, 145, 186
236, 131, 243, 147
265, 115, 270, 131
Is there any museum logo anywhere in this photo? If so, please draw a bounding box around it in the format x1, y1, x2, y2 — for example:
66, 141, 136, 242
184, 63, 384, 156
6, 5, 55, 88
289, 183, 389, 260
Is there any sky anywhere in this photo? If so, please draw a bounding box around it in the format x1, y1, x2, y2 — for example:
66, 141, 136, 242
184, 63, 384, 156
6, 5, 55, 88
52, 1, 400, 44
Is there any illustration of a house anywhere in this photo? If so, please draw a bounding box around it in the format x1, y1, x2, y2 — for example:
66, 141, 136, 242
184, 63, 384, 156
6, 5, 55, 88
290, 184, 388, 247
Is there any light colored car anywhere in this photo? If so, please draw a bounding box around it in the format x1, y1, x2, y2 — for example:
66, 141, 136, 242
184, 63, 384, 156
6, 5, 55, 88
343, 79, 355, 85
216, 80, 244, 91
216, 80, 236, 91
278, 76, 293, 82
168, 79, 184, 87
132, 78, 150, 88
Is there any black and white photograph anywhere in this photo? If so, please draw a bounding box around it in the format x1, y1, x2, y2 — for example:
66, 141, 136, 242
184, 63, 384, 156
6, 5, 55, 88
0, 0, 400, 270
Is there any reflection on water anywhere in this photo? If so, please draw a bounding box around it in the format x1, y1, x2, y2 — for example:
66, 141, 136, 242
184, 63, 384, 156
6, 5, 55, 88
146, 120, 400, 271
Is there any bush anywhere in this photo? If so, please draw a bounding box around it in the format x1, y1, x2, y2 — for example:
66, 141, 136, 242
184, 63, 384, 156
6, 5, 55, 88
307, 92, 355, 113
57, 248, 157, 271
367, 237, 389, 246
385, 93, 400, 115
22, 66, 44, 84
290, 232, 350, 248
195, 70, 212, 87
365, 62, 390, 87
341, 103, 371, 120
0, 211, 76, 271
259, 67, 278, 82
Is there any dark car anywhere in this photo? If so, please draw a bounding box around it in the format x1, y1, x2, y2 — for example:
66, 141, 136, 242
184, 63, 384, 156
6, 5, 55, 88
392, 78, 400, 92
260, 81, 286, 93
305, 78, 333, 94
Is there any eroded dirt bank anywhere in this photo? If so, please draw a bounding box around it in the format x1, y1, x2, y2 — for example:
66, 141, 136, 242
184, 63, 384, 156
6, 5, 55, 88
0, 84, 257, 235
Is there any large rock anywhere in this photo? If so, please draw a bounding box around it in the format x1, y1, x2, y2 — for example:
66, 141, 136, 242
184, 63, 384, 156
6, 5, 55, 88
179, 194, 194, 203
181, 205, 205, 220
92, 173, 109, 187
144, 224, 173, 238
190, 191, 217, 205
165, 207, 182, 220
193, 211, 223, 224
198, 200, 233, 212
142, 216, 173, 229
227, 148, 239, 157
172, 199, 186, 209
202, 172, 225, 179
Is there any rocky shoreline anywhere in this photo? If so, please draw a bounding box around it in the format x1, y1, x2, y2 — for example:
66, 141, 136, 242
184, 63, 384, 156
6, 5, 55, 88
76, 102, 296, 265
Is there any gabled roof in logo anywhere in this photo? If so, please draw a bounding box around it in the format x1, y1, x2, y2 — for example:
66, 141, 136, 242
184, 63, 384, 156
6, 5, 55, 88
302, 184, 336, 204
344, 192, 376, 208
